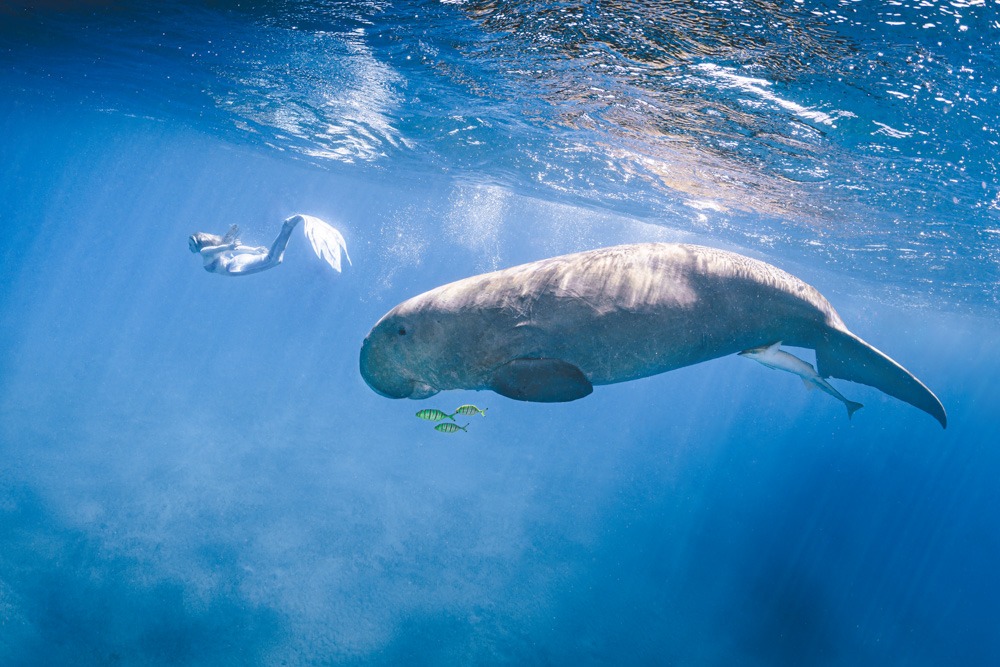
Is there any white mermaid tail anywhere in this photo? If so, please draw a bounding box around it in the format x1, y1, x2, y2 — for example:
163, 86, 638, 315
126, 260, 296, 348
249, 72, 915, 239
299, 214, 352, 272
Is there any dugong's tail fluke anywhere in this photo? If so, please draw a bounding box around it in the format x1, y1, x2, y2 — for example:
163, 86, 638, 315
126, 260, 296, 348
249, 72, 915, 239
816, 330, 947, 428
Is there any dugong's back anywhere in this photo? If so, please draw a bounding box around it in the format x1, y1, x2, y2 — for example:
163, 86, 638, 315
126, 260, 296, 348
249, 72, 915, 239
360, 243, 946, 427
419, 244, 840, 382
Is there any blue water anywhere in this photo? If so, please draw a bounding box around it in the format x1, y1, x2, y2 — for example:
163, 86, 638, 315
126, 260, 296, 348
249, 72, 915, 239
1, 1, 998, 664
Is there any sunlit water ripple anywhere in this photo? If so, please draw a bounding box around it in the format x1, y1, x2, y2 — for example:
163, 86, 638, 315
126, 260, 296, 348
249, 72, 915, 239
2, 0, 997, 308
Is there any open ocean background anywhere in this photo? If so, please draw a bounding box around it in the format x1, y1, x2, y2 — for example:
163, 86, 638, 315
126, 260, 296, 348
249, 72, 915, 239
1, 1, 998, 664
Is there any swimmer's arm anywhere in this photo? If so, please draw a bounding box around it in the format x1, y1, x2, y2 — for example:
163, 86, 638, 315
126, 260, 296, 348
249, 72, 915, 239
198, 242, 238, 260
231, 244, 268, 254
222, 224, 240, 244
199, 241, 267, 256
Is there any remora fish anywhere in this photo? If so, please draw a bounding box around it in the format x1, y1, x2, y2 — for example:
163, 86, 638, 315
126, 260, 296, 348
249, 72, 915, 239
360, 243, 946, 428
739, 342, 864, 418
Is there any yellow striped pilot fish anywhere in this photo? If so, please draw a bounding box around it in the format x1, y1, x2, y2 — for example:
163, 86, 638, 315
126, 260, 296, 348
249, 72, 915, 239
454, 404, 487, 417
434, 422, 468, 433
416, 409, 455, 422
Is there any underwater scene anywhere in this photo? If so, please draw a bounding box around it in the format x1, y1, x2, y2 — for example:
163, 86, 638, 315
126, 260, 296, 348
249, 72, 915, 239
1, 1, 998, 664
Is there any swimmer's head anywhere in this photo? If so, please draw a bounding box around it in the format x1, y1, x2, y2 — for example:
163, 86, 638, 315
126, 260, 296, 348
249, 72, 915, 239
188, 232, 224, 253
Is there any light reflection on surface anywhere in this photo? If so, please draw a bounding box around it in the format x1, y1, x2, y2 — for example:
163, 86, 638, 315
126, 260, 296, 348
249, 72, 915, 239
1, 0, 997, 306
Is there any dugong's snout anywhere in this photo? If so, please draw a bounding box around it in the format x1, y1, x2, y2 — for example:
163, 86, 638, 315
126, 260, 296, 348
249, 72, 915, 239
359, 326, 439, 400
360, 332, 410, 398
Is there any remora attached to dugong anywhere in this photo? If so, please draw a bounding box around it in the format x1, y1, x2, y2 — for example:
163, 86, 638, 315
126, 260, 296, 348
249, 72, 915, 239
360, 243, 946, 428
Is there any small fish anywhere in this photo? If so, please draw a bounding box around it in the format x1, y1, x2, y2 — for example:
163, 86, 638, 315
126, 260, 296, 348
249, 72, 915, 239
454, 404, 487, 417
434, 422, 469, 434
739, 341, 864, 418
416, 409, 455, 422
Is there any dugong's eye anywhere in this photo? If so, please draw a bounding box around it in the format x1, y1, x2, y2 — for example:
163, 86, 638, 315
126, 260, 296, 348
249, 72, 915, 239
398, 327, 407, 336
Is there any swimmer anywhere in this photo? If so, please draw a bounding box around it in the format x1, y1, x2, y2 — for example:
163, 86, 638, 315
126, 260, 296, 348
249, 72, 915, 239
189, 214, 350, 276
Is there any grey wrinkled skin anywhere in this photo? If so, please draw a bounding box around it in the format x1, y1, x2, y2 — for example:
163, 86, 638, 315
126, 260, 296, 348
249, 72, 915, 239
360, 243, 946, 427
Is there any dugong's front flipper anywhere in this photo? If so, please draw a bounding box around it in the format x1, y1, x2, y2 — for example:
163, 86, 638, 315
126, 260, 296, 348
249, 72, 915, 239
816, 330, 946, 428
490, 358, 593, 402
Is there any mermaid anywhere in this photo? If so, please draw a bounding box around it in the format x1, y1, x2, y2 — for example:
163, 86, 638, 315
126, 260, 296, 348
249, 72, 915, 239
189, 214, 350, 276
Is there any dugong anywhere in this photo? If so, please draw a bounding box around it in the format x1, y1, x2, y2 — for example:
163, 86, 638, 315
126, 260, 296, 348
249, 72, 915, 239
359, 243, 946, 428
